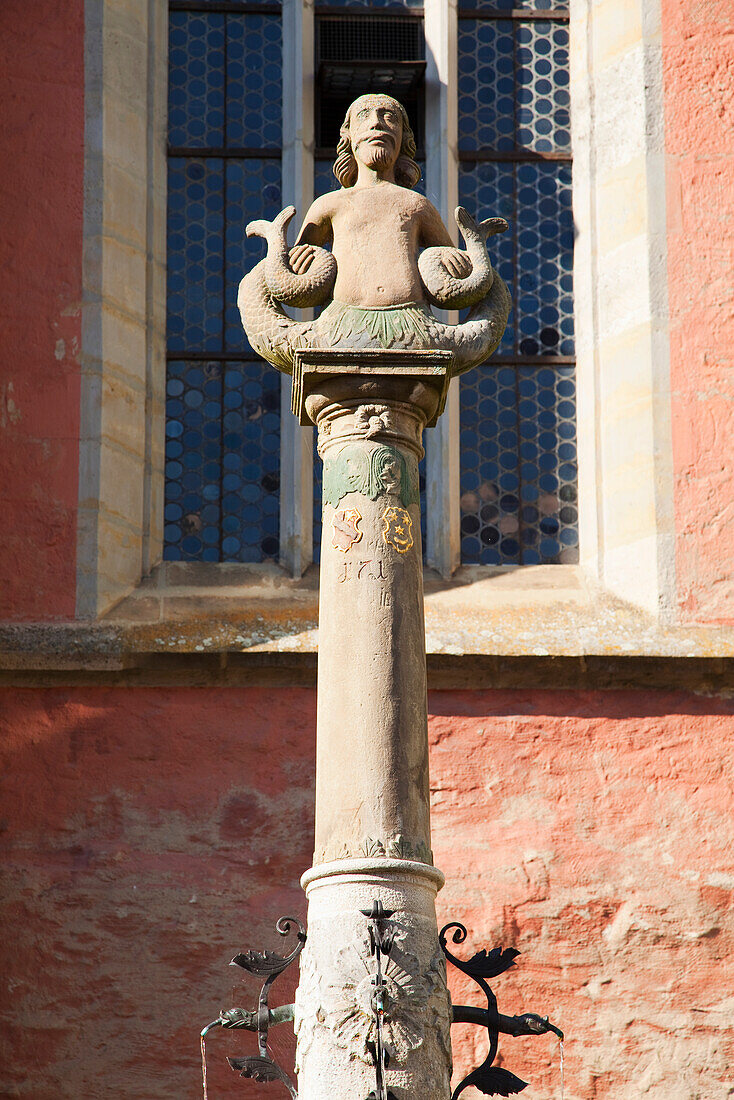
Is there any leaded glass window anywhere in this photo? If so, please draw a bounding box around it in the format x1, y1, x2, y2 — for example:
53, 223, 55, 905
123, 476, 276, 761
165, 2, 282, 562
163, 0, 577, 568
458, 4, 578, 565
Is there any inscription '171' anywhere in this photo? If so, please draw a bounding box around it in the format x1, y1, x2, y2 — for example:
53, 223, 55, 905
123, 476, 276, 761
337, 559, 387, 584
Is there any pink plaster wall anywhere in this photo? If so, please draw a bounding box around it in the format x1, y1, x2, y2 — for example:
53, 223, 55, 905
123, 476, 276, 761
0, 0, 84, 620
1, 687, 733, 1098
663, 0, 734, 623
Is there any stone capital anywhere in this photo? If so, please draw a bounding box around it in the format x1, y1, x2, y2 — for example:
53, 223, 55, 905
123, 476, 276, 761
291, 349, 453, 429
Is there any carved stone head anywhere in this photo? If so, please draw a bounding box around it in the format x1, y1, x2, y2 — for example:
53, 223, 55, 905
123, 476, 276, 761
333, 94, 421, 190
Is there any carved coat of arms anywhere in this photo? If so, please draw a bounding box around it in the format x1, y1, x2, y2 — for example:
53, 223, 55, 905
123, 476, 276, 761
332, 508, 363, 553
382, 506, 414, 553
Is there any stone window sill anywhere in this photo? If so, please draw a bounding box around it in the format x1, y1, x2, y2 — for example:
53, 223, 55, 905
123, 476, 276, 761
1, 564, 733, 688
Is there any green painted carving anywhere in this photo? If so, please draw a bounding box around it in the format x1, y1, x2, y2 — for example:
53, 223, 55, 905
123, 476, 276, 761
323, 443, 418, 509
322, 300, 433, 350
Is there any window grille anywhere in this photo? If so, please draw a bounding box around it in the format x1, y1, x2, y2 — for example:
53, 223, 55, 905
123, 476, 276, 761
163, 0, 576, 568
315, 13, 425, 151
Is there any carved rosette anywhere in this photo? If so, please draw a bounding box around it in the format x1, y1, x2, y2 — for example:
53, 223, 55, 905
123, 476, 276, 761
294, 918, 452, 1078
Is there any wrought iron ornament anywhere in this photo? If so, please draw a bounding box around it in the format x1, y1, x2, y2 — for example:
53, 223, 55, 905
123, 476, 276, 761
441, 921, 563, 1099
201, 915, 306, 1099
361, 900, 400, 1100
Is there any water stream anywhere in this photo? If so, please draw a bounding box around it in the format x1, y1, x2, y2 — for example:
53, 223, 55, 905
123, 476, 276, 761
201, 1033, 209, 1100
559, 1038, 565, 1099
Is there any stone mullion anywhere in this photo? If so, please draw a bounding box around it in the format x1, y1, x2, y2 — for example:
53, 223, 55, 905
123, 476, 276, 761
280, 0, 315, 576
424, 0, 461, 577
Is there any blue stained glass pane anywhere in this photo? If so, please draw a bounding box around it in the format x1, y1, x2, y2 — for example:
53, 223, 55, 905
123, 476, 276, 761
220, 361, 280, 562
458, 163, 515, 356
459, 0, 568, 13
515, 161, 574, 358
163, 359, 280, 563
459, 162, 574, 359
458, 17, 570, 155
315, 0, 423, 7
459, 370, 520, 566
195, 0, 280, 4
167, 158, 225, 354
457, 8, 576, 562
169, 13, 225, 148
225, 159, 282, 351
226, 14, 282, 148
459, 364, 578, 565
166, 5, 283, 562
315, 158, 339, 199
164, 361, 223, 562
515, 22, 571, 153
458, 20, 514, 152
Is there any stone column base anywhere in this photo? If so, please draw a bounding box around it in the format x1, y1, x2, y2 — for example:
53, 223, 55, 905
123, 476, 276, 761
294, 859, 452, 1100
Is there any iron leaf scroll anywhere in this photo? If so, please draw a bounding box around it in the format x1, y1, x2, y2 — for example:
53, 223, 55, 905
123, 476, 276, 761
440, 922, 528, 1099
201, 914, 305, 1100
227, 915, 306, 1098
361, 900, 400, 1100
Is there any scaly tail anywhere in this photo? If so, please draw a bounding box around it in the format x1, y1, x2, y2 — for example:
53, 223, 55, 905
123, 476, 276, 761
429, 272, 512, 376
238, 209, 314, 374
455, 206, 509, 245
246, 204, 336, 309
246, 205, 296, 246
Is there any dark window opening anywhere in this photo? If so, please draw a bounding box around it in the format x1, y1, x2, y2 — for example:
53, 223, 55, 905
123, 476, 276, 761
315, 14, 425, 154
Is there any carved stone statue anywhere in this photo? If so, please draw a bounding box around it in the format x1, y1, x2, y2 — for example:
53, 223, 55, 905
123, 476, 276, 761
238, 93, 511, 375
231, 94, 515, 1100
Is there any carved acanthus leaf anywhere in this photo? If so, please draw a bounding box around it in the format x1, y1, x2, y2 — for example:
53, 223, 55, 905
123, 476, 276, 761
318, 834, 433, 866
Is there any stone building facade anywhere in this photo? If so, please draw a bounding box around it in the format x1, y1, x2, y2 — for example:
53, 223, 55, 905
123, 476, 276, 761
1, 0, 733, 1097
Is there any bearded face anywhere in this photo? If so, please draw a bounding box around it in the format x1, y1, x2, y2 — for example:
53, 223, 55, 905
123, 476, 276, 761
348, 95, 403, 173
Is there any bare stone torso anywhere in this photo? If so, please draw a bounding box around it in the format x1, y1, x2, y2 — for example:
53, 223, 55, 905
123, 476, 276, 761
329, 183, 427, 307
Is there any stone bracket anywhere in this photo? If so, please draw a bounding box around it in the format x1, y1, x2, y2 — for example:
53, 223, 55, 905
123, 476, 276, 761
291, 349, 453, 427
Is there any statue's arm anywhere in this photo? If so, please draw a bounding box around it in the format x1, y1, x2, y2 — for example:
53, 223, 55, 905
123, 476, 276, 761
418, 199, 472, 278
290, 196, 334, 274
294, 196, 334, 247
418, 199, 456, 249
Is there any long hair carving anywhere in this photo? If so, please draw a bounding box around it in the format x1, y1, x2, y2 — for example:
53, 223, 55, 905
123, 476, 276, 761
333, 96, 421, 190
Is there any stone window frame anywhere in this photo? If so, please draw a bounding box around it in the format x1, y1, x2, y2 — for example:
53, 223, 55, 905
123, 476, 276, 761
570, 0, 674, 617
78, 0, 168, 618
78, 0, 674, 620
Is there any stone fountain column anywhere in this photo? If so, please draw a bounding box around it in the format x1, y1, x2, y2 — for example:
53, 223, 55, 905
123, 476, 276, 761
291, 349, 454, 1100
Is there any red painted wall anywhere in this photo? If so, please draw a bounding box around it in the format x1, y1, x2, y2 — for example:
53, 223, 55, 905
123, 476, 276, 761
0, 0, 84, 620
663, 0, 734, 623
1, 687, 733, 1098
